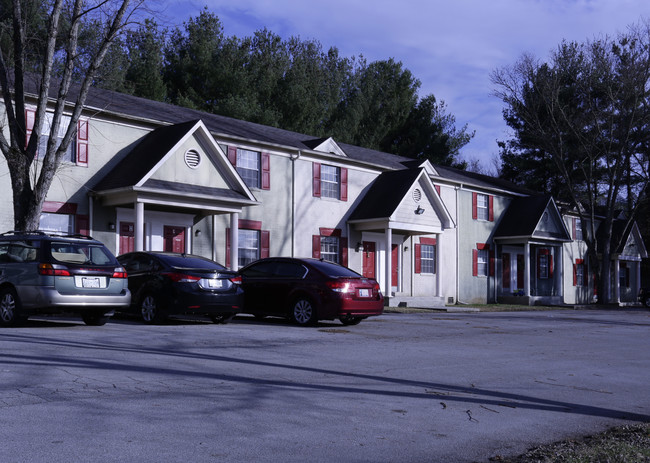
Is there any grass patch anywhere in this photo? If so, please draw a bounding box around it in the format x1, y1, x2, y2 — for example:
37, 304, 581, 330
495, 423, 650, 462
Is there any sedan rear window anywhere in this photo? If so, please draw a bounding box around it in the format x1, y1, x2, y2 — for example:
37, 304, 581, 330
309, 259, 361, 278
160, 255, 225, 270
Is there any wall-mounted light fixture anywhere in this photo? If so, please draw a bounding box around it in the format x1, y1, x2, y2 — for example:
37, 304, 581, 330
195, 229, 202, 237
415, 206, 425, 215
108, 222, 115, 231
355, 242, 363, 252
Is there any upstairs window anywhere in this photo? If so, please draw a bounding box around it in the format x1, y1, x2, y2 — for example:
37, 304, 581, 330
25, 109, 88, 166
313, 163, 348, 201
472, 192, 493, 221
227, 147, 270, 190
573, 218, 583, 241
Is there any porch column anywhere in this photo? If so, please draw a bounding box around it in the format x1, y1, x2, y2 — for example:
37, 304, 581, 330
555, 246, 563, 297
135, 201, 144, 252
524, 243, 531, 296
636, 261, 642, 297
613, 257, 621, 303
385, 227, 392, 296
212, 215, 218, 262
436, 234, 442, 297
185, 226, 192, 254
230, 212, 239, 271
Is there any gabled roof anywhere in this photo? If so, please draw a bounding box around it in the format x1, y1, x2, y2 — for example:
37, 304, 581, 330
494, 195, 571, 242
348, 168, 454, 230
93, 120, 199, 191
597, 219, 648, 257
348, 169, 423, 221
92, 120, 257, 208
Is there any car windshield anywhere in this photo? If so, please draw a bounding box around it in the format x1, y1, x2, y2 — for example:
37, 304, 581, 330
309, 259, 362, 278
161, 255, 225, 270
50, 242, 114, 265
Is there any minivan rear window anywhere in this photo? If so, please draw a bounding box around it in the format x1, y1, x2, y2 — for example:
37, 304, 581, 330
50, 242, 114, 265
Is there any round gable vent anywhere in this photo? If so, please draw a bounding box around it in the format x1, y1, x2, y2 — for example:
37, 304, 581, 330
184, 149, 201, 169
412, 188, 422, 203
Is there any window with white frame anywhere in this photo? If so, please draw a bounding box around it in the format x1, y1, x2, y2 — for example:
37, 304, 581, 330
575, 261, 585, 286
236, 149, 261, 188
320, 164, 340, 199
476, 193, 489, 221
575, 218, 583, 240
238, 229, 259, 267
538, 253, 549, 279
320, 235, 340, 264
420, 244, 436, 274
476, 248, 488, 276
37, 113, 75, 162
39, 213, 74, 234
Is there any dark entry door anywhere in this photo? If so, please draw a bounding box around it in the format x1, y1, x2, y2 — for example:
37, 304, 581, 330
163, 226, 185, 253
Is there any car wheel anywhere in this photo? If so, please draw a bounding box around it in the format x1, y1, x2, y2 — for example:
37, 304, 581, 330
140, 293, 166, 324
339, 315, 363, 326
291, 297, 317, 326
210, 313, 234, 324
0, 287, 24, 327
82, 314, 109, 326
644, 296, 650, 308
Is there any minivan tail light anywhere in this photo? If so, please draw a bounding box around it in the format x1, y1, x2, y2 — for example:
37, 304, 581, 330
112, 267, 128, 278
38, 263, 71, 276
162, 272, 201, 283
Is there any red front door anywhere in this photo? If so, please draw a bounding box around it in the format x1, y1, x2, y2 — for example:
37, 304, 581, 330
119, 222, 134, 255
362, 242, 376, 279
164, 226, 185, 253
391, 244, 399, 287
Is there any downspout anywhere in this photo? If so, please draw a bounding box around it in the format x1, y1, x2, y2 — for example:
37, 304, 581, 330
455, 185, 461, 304
290, 150, 302, 257
88, 195, 94, 236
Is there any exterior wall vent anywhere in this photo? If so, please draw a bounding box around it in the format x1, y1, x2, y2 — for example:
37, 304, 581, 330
412, 188, 422, 203
184, 149, 201, 169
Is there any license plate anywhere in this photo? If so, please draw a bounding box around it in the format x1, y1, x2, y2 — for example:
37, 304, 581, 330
208, 279, 224, 288
358, 288, 370, 298
82, 277, 100, 288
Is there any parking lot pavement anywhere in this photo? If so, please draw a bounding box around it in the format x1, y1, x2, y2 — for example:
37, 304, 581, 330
0, 309, 648, 463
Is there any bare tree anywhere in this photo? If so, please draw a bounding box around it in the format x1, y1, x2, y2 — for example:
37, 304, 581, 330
492, 22, 650, 303
0, 0, 144, 231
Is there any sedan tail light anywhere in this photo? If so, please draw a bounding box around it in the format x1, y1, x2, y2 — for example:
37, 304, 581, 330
326, 280, 352, 293
161, 272, 201, 283
230, 275, 242, 285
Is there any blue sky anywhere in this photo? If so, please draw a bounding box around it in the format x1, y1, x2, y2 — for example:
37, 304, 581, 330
156, 0, 650, 170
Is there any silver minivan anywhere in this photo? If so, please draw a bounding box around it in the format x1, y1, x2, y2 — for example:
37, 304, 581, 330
0, 231, 131, 326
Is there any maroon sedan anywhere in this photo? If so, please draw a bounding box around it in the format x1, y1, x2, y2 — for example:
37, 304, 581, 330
235, 257, 384, 326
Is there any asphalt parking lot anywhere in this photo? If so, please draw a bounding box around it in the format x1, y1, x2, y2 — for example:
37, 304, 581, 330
0, 309, 648, 463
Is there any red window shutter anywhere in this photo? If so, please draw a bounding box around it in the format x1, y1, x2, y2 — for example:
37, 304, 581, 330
25, 108, 36, 146
549, 254, 553, 277
312, 235, 321, 258
472, 192, 478, 220
488, 195, 494, 222
414, 244, 422, 274
340, 167, 348, 201
472, 249, 478, 276
261, 152, 270, 190
227, 146, 237, 166
225, 228, 231, 268
502, 253, 510, 288
313, 163, 321, 197
76, 214, 89, 236
260, 230, 270, 259
76, 118, 88, 166
572, 218, 577, 239
340, 237, 348, 267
